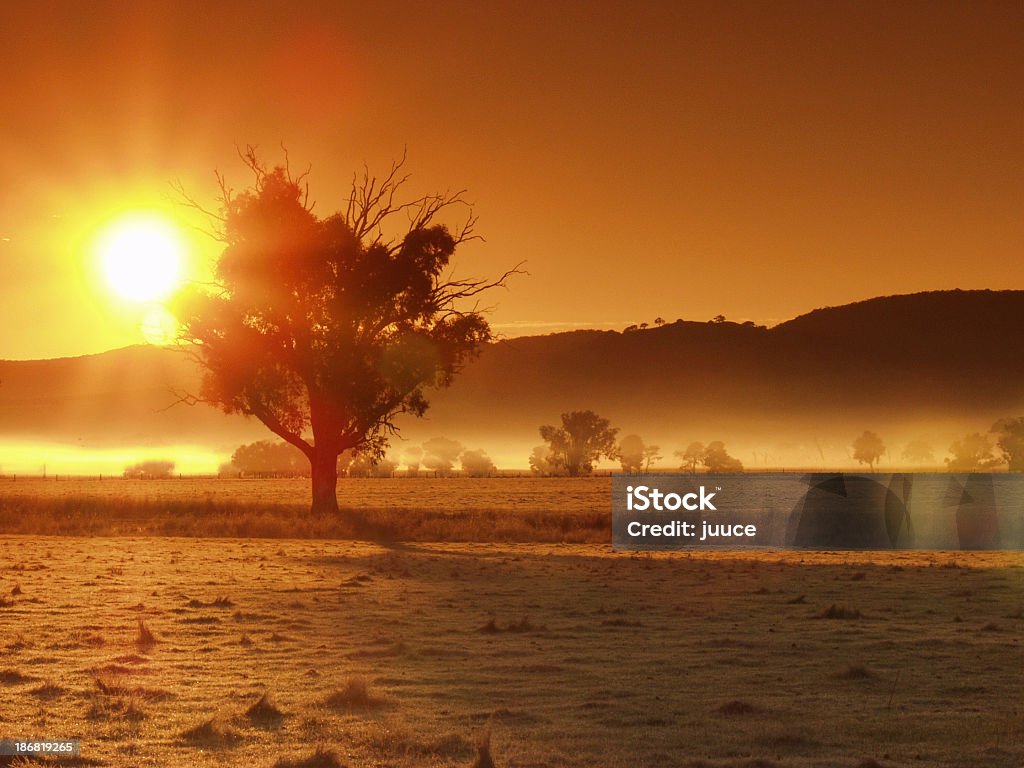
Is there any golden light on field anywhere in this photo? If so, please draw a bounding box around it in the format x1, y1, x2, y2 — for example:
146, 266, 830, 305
97, 213, 185, 302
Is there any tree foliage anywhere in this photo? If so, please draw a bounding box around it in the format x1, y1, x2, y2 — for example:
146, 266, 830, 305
945, 432, 1001, 471
460, 448, 496, 477
176, 149, 516, 513
701, 441, 743, 472
852, 430, 885, 471
617, 434, 661, 472
230, 439, 307, 476
992, 416, 1024, 471
538, 410, 618, 476
421, 436, 464, 476
675, 441, 705, 473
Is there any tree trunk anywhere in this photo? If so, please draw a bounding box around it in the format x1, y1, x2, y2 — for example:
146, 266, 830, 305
310, 448, 339, 515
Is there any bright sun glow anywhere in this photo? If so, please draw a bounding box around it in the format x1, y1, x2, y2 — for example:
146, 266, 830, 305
97, 213, 185, 302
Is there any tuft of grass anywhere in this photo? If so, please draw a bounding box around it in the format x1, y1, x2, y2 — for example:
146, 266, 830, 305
11, 583, 22, 595
0, 668, 36, 685
246, 691, 285, 724
136, 619, 158, 647
239, 633, 254, 646
30, 680, 66, 699
817, 604, 862, 620
717, 700, 757, 715
324, 675, 386, 710
272, 748, 343, 768
180, 717, 242, 747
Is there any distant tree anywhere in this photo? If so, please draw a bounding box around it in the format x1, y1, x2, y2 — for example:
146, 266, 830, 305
218, 462, 239, 477
617, 434, 646, 473
341, 452, 397, 477
528, 445, 560, 476
654, 317, 665, 326
460, 448, 496, 477
230, 440, 307, 476
675, 441, 705, 473
421, 437, 464, 476
642, 443, 662, 471
901, 439, 935, 465
639, 322, 649, 330
992, 417, 1024, 471
702, 441, 743, 472
945, 433, 1001, 471
175, 149, 516, 515
711, 314, 726, 323
623, 324, 639, 333
852, 431, 886, 471
539, 410, 619, 476
124, 460, 175, 479
616, 434, 661, 472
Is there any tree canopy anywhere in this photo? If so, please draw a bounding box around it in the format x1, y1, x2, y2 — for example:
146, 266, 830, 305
176, 149, 516, 513
852, 430, 886, 471
538, 410, 618, 476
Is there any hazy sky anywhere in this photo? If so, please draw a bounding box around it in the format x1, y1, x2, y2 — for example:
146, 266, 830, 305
1, 0, 1021, 359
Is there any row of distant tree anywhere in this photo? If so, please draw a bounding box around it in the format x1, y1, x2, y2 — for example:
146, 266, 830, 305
851, 418, 1024, 471
527, 410, 743, 476
121, 415, 1024, 479
218, 437, 497, 478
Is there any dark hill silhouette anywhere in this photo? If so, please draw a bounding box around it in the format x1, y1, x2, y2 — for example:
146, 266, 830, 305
1, 290, 1022, 457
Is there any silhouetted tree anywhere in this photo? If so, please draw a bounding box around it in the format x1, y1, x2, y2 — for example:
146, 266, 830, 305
945, 432, 1001, 471
901, 439, 935, 465
124, 460, 175, 479
421, 437, 464, 476
539, 410, 618, 477
852, 430, 885, 471
702, 441, 743, 472
617, 434, 646, 473
176, 149, 516, 514
341, 452, 397, 477
992, 417, 1024, 471
654, 317, 665, 326
230, 439, 307, 476
616, 434, 661, 472
528, 445, 560, 476
711, 314, 726, 323
460, 448, 495, 477
642, 443, 662, 471
675, 441, 705, 473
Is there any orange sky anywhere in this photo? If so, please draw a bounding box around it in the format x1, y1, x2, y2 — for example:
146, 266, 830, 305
1, 0, 1021, 360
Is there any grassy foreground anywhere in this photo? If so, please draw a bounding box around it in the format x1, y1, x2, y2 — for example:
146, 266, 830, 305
0, 537, 1022, 767
0, 477, 608, 542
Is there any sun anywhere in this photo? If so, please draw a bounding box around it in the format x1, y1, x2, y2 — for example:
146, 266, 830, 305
97, 213, 185, 302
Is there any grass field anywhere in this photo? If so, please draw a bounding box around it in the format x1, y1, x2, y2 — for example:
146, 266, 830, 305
0, 478, 609, 542
1, 533, 1022, 768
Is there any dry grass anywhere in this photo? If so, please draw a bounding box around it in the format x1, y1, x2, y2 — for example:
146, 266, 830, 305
325, 675, 387, 710
179, 717, 243, 747
0, 477, 610, 542
246, 691, 286, 724
135, 619, 157, 647
272, 748, 343, 768
0, 533, 1021, 767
